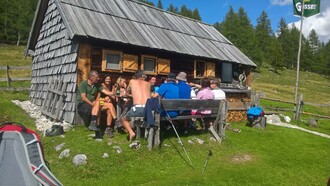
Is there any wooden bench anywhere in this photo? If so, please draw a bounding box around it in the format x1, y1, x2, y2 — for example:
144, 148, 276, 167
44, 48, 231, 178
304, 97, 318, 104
132, 99, 228, 150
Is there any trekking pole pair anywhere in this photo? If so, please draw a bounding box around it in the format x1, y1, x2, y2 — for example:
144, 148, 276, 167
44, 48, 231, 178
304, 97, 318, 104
164, 111, 193, 166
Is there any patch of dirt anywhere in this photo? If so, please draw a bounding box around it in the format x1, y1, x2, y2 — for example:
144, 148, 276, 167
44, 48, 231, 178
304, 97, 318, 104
231, 154, 253, 163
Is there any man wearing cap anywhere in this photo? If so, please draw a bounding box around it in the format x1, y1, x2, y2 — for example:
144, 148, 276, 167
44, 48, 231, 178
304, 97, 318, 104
152, 73, 179, 118
121, 70, 151, 141
176, 72, 191, 99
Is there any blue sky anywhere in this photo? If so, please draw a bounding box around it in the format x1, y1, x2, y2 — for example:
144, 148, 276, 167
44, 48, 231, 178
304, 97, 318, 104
148, 0, 330, 42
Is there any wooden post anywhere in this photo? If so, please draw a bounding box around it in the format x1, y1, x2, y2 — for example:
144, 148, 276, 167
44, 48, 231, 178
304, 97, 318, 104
251, 91, 261, 106
6, 65, 10, 87
295, 94, 303, 120
245, 68, 252, 87
77, 43, 91, 85
147, 127, 154, 150
217, 101, 227, 140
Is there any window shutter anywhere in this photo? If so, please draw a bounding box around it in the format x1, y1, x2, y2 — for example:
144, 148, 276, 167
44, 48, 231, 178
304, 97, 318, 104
122, 54, 138, 72
157, 58, 170, 74
206, 62, 215, 77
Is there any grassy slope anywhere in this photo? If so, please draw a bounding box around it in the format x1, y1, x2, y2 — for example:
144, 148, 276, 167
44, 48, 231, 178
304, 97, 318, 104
0, 45, 329, 185
252, 66, 330, 106
0, 45, 31, 78
252, 66, 330, 135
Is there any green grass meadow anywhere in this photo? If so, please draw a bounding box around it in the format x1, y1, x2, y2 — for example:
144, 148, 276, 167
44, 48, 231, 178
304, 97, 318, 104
0, 46, 329, 185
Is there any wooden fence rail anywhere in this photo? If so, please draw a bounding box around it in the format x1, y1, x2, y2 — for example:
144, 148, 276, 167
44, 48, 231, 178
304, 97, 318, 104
252, 92, 329, 121
0, 65, 31, 87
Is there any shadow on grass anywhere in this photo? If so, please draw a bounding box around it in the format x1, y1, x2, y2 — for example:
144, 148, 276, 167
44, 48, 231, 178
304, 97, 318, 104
165, 137, 195, 170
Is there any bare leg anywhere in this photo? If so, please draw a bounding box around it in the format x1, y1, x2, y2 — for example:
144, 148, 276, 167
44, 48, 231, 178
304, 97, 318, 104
91, 101, 100, 116
109, 103, 117, 119
106, 109, 113, 127
103, 102, 117, 120
121, 117, 135, 141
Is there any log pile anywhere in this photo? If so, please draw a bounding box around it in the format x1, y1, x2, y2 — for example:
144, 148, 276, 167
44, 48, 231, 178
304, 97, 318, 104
227, 111, 247, 122
226, 93, 250, 122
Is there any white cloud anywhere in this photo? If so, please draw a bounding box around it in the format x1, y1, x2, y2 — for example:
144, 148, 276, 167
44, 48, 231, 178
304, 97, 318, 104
270, 0, 292, 6
290, 1, 330, 43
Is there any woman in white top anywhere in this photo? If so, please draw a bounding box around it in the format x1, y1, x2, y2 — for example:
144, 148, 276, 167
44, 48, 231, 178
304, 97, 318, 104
210, 78, 226, 100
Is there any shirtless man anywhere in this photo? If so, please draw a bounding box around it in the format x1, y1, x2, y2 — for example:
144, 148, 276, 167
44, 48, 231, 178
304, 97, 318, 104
121, 70, 151, 141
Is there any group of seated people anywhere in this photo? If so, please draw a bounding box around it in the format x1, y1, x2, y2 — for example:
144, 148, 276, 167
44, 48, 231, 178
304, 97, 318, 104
76, 69, 226, 141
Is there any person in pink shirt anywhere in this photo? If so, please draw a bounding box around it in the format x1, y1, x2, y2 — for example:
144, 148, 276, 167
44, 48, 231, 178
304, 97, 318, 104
192, 77, 214, 115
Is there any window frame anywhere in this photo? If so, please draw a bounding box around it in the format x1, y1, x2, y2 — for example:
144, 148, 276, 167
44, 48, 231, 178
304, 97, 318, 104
141, 55, 157, 75
194, 60, 215, 78
101, 49, 123, 72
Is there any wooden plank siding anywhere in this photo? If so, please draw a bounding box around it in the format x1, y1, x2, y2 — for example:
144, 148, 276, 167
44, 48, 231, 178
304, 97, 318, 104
29, 0, 78, 123
77, 43, 91, 84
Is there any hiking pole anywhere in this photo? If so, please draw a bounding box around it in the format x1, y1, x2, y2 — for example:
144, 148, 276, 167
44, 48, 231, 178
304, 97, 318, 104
164, 111, 193, 166
201, 150, 213, 176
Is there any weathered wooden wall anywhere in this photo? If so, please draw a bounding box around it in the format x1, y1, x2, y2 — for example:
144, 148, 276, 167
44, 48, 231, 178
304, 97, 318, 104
77, 42, 91, 85
30, 0, 78, 123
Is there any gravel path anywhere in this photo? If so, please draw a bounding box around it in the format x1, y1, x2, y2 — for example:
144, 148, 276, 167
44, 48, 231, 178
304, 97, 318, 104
266, 114, 330, 139
12, 100, 73, 133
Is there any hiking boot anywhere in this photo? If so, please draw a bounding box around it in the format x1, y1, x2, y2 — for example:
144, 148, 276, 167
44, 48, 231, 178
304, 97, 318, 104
115, 119, 122, 128
93, 130, 103, 139
88, 120, 98, 131
45, 125, 64, 136
105, 128, 114, 138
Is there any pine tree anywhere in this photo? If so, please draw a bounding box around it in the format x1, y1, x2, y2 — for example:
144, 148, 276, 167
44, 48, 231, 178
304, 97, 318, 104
157, 0, 163, 9
192, 8, 201, 21
180, 5, 192, 18
218, 6, 239, 43
277, 18, 291, 68
268, 37, 283, 72
214, 22, 221, 32
326, 41, 330, 75
287, 24, 300, 69
236, 7, 261, 64
167, 4, 179, 14
255, 11, 274, 67
308, 29, 320, 54
0, 0, 38, 44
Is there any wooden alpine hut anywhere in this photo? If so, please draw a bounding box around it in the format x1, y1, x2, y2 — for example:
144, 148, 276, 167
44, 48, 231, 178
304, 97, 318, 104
26, 0, 257, 124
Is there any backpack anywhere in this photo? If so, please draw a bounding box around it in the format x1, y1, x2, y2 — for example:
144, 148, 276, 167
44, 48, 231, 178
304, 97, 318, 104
247, 106, 264, 120
0, 122, 63, 186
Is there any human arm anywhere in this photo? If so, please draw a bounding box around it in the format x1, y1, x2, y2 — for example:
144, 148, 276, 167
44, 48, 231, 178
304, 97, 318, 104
189, 82, 201, 89
81, 93, 95, 106
101, 88, 115, 97
152, 92, 160, 98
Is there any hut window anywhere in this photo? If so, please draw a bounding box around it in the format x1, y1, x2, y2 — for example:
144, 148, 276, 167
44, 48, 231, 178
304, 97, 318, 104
102, 50, 122, 72
194, 60, 215, 78
194, 60, 206, 78
141, 55, 157, 75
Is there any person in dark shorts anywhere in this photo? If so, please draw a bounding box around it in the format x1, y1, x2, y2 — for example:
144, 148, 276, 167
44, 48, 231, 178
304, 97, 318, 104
76, 70, 115, 135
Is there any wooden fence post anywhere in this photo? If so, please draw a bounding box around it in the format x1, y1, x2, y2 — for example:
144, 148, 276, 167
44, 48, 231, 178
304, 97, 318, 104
217, 101, 228, 140
6, 65, 10, 87
294, 94, 303, 120
251, 91, 261, 106
296, 94, 303, 120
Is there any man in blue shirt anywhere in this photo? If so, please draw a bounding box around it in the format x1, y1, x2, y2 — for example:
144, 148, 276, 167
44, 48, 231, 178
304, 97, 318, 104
176, 71, 191, 99
152, 73, 179, 117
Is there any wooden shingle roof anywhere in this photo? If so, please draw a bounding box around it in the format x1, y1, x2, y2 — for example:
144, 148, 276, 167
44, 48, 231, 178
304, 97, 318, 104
28, 0, 256, 67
